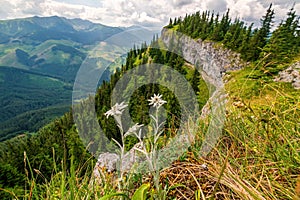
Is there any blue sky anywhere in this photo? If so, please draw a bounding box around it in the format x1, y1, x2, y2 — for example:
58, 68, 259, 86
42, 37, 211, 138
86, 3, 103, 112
0, 0, 299, 28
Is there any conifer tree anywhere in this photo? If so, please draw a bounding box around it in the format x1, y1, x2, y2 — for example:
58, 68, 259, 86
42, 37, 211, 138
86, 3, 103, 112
262, 6, 299, 65
247, 4, 274, 61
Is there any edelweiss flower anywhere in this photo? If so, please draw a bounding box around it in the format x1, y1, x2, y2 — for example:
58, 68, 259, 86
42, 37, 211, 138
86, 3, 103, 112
148, 94, 167, 108
124, 123, 144, 137
104, 102, 128, 118
127, 123, 143, 133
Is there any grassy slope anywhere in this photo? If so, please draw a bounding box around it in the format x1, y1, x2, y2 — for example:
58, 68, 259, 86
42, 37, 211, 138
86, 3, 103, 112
10, 59, 299, 199
219, 61, 300, 199
150, 60, 300, 199
148, 60, 300, 199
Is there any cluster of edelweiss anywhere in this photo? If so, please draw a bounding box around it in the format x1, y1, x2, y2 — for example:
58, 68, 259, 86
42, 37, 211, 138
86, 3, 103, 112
104, 94, 167, 176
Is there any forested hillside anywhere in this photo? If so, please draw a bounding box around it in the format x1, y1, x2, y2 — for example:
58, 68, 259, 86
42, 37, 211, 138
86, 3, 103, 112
0, 32, 209, 198
0, 4, 299, 199
0, 16, 157, 141
0, 16, 123, 141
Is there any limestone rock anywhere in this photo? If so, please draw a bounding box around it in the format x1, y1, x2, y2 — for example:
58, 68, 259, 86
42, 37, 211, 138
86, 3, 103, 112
94, 152, 118, 175
160, 28, 246, 87
93, 142, 145, 177
274, 61, 300, 90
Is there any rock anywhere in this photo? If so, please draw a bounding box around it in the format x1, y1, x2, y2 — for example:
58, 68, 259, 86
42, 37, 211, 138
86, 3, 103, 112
274, 61, 300, 90
293, 79, 300, 90
93, 142, 145, 177
160, 28, 246, 87
94, 152, 118, 175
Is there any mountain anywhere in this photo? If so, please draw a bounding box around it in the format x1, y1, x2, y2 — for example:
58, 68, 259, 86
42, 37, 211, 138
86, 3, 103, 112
0, 16, 139, 141
0, 16, 125, 80
0, 16, 123, 45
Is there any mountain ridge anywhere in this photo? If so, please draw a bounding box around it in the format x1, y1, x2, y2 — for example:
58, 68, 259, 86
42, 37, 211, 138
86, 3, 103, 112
0, 16, 126, 141
0, 15, 123, 45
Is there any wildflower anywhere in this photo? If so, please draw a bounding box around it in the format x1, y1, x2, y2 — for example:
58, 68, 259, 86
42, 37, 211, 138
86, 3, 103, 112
104, 102, 128, 118
126, 123, 143, 134
148, 94, 167, 108
124, 123, 143, 138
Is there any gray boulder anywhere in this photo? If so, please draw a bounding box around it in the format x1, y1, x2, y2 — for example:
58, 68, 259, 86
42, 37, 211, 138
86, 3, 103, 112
93, 142, 145, 177
274, 61, 300, 90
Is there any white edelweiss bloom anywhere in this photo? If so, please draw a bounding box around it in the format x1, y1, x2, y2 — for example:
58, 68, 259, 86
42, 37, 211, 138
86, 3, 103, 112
148, 93, 167, 108
124, 123, 144, 137
127, 123, 143, 133
104, 102, 128, 118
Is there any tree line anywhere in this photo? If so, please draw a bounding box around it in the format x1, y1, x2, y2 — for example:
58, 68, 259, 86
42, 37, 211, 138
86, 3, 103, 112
168, 4, 300, 66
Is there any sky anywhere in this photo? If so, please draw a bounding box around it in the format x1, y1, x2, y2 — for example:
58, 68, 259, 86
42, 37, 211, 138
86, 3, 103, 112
0, 0, 299, 28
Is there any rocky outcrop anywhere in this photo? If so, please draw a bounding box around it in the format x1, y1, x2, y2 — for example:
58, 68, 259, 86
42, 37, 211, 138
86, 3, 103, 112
159, 28, 239, 156
274, 61, 300, 89
159, 28, 246, 87
94, 152, 118, 174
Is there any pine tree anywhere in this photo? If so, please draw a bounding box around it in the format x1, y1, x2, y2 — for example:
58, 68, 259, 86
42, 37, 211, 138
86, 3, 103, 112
247, 4, 274, 61
262, 6, 299, 65
168, 18, 173, 28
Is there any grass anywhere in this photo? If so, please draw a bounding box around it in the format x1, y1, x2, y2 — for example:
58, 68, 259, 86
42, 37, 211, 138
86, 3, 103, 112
219, 62, 300, 199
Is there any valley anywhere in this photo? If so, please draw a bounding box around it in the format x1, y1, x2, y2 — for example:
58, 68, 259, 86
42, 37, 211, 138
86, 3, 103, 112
0, 16, 156, 140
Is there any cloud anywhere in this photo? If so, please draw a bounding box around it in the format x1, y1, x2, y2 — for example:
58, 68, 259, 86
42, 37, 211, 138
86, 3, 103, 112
171, 0, 194, 7
227, 0, 265, 25
205, 0, 228, 13
227, 0, 299, 27
0, 0, 299, 28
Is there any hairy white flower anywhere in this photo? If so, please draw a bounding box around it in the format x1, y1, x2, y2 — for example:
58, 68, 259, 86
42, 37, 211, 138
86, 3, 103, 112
104, 102, 128, 118
128, 123, 143, 134
124, 123, 143, 137
148, 93, 167, 108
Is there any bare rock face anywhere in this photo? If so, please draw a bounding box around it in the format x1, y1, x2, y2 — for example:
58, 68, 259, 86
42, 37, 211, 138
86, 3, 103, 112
160, 28, 247, 87
274, 61, 300, 89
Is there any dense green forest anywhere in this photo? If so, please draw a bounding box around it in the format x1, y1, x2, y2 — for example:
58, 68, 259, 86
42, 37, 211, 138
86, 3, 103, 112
0, 4, 299, 199
0, 67, 72, 141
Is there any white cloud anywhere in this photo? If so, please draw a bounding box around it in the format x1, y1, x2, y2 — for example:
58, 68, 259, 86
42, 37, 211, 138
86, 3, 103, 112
204, 0, 228, 12
227, 0, 265, 25
172, 0, 194, 7
0, 0, 299, 28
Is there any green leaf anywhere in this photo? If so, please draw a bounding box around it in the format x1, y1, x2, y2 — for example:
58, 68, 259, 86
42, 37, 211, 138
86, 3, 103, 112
132, 183, 150, 200
99, 192, 129, 200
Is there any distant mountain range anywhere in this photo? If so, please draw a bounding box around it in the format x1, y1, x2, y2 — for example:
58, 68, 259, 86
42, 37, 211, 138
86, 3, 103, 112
0, 16, 157, 141
0, 15, 124, 44
0, 16, 125, 81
